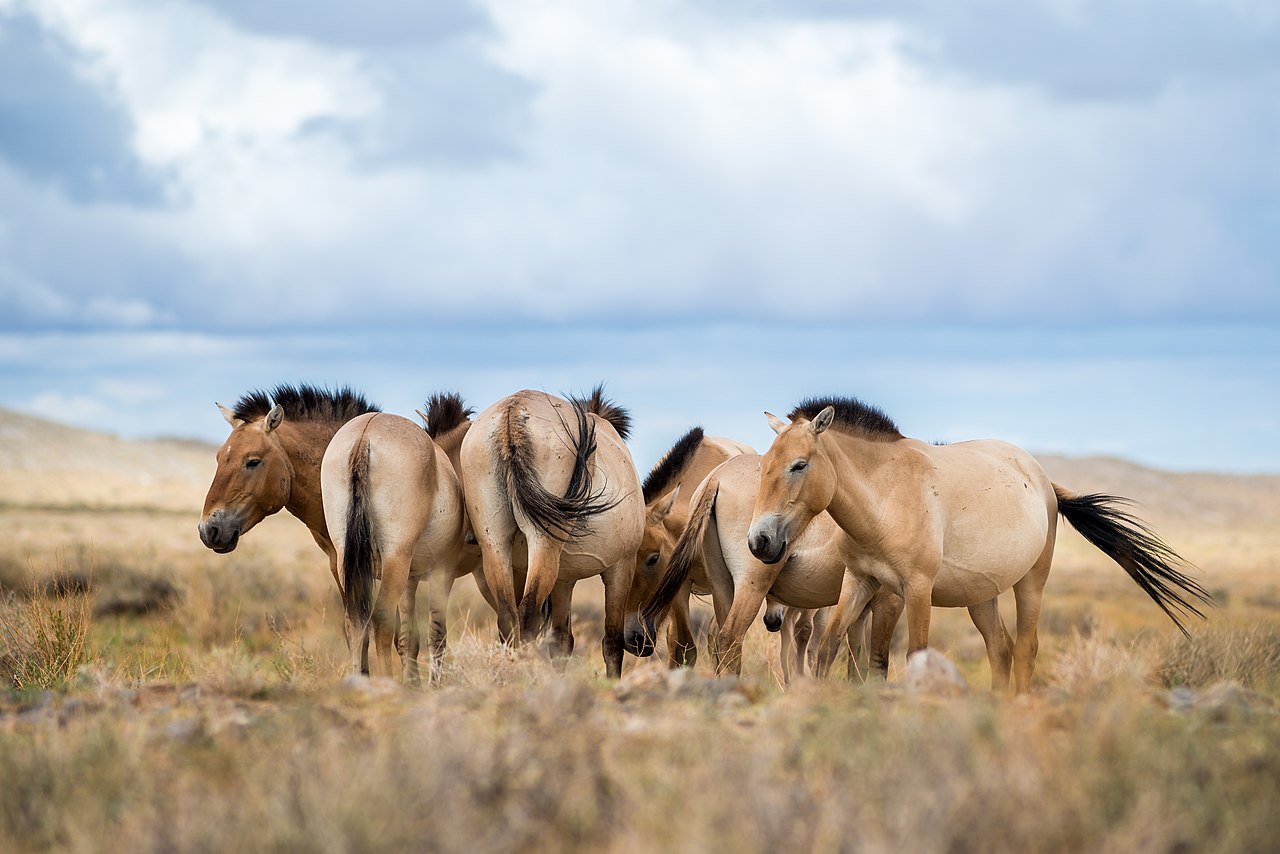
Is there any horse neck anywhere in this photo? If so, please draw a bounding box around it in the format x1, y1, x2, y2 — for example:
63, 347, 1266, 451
821, 431, 900, 545
433, 422, 470, 481
275, 420, 342, 541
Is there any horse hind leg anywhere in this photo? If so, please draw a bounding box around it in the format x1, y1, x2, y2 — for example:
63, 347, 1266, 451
518, 536, 564, 643
967, 597, 1013, 691
1012, 545, 1054, 693
422, 568, 457, 683
373, 548, 413, 679
600, 558, 635, 679
547, 580, 576, 671
664, 580, 698, 669
398, 574, 422, 685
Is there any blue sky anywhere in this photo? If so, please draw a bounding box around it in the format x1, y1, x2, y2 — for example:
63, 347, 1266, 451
1, 0, 1277, 473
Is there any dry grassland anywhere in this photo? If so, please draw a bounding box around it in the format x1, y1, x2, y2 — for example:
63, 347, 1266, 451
1, 409, 1278, 853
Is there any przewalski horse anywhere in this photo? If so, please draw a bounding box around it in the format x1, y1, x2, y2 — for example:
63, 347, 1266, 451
639, 453, 914, 679
199, 384, 379, 584
747, 396, 1213, 692
459, 388, 643, 677
623, 427, 753, 666
321, 412, 469, 682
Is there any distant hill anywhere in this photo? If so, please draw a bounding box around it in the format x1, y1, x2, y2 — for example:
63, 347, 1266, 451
0, 407, 217, 512
1, 406, 1277, 529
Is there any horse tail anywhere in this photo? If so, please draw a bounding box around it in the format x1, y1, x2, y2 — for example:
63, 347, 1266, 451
570, 383, 632, 440
501, 396, 620, 542
1054, 485, 1212, 636
641, 475, 719, 625
341, 432, 378, 627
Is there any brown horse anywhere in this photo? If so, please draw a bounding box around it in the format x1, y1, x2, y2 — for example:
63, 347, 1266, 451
747, 396, 1212, 691
640, 453, 923, 679
322, 412, 469, 682
199, 384, 379, 581
459, 389, 643, 677
623, 427, 753, 665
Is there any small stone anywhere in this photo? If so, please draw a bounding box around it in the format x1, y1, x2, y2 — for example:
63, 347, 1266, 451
904, 649, 969, 697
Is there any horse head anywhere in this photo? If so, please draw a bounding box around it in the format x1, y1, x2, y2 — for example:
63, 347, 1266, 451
747, 406, 837, 565
198, 402, 294, 553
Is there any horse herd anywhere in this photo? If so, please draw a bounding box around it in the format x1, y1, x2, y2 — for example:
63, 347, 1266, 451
198, 384, 1211, 691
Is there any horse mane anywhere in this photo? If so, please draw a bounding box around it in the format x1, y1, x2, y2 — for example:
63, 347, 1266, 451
788, 396, 903, 441
422, 391, 474, 438
642, 426, 705, 504
569, 383, 632, 441
232, 384, 379, 425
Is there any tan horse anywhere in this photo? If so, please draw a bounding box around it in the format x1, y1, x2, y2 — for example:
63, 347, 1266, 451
321, 412, 469, 682
747, 396, 1213, 692
199, 384, 379, 581
641, 453, 923, 679
622, 427, 754, 665
459, 389, 643, 677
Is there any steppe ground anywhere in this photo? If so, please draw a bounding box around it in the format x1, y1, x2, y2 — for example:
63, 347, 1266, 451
2, 408, 1279, 853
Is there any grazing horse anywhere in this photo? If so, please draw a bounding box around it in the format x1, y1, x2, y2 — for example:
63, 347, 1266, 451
460, 389, 643, 677
641, 453, 922, 679
321, 412, 468, 682
199, 384, 379, 581
747, 396, 1213, 692
623, 427, 754, 665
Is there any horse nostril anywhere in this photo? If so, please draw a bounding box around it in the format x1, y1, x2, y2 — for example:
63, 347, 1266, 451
750, 532, 770, 556
207, 524, 220, 542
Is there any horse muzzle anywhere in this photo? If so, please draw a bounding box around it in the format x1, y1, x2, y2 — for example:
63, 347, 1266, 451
747, 523, 787, 565
763, 611, 783, 632
199, 513, 242, 554
623, 616, 657, 658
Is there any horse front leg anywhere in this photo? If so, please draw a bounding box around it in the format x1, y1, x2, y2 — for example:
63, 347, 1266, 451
903, 569, 936, 656
867, 590, 903, 680
664, 579, 698, 669
813, 571, 878, 678
711, 566, 780, 677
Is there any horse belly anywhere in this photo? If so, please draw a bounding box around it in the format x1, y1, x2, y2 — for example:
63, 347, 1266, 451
931, 491, 1050, 607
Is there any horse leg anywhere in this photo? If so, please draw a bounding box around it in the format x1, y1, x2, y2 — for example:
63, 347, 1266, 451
845, 605, 871, 681
373, 548, 412, 679
665, 579, 698, 668
1012, 545, 1054, 692
867, 591, 904, 680
423, 568, 456, 683
518, 536, 564, 642
547, 580, 576, 670
903, 570, 936, 655
478, 537, 519, 644
967, 597, 1013, 691
779, 609, 797, 683
711, 565, 780, 677
813, 572, 877, 678
397, 574, 422, 685
601, 558, 635, 679
788, 609, 816, 684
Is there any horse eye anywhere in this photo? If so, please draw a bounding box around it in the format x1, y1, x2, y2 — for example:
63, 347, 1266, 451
790, 460, 808, 473
245, 459, 262, 470
645, 552, 661, 568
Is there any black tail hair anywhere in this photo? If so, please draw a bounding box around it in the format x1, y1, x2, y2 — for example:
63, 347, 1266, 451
570, 383, 632, 441
342, 435, 378, 626
641, 477, 719, 625
1055, 487, 1212, 636
503, 396, 621, 542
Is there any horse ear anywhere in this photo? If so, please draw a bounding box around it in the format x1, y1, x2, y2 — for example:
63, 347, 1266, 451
263, 404, 285, 433
217, 403, 244, 428
415, 409, 430, 428
765, 412, 788, 434
648, 484, 680, 524
812, 406, 835, 435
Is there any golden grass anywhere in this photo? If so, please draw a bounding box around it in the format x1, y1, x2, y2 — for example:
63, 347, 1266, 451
0, 463, 1278, 852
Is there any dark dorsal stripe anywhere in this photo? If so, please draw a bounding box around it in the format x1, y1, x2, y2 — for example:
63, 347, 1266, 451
643, 426, 705, 504
232, 384, 379, 425
423, 391, 474, 438
570, 383, 633, 441
788, 396, 902, 440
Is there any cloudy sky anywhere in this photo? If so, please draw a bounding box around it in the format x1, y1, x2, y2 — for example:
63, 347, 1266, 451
1, 0, 1277, 474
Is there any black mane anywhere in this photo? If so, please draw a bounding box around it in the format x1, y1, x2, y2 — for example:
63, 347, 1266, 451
423, 391, 474, 438
643, 426, 705, 503
570, 383, 632, 441
232, 384, 379, 425
788, 396, 902, 440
